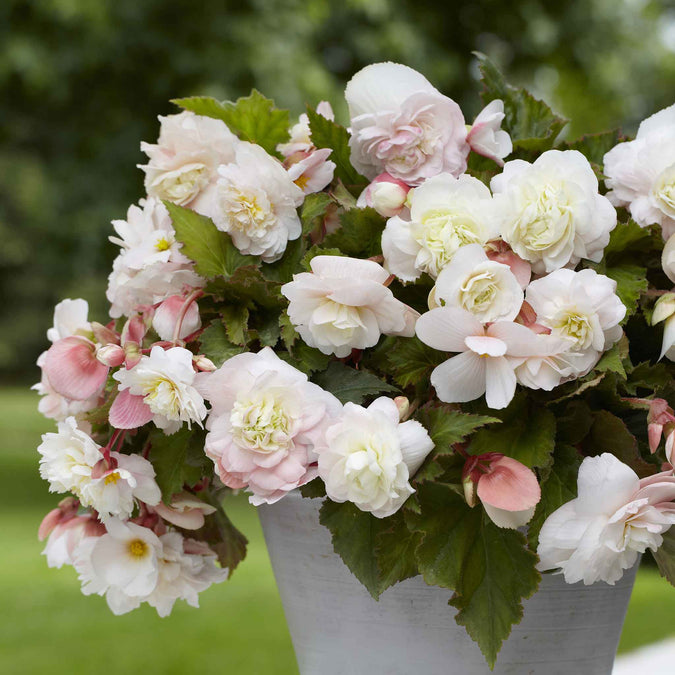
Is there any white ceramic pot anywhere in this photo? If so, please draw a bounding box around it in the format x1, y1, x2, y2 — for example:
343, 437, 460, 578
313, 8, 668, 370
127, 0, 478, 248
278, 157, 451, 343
258, 492, 638, 675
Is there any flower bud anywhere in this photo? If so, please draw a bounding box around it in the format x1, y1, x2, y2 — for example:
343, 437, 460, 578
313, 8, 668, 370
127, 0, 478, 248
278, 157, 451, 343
152, 295, 201, 341
357, 173, 410, 218
393, 396, 410, 421
193, 354, 217, 372
91, 321, 119, 346
96, 343, 126, 367
652, 293, 675, 325
463, 475, 478, 508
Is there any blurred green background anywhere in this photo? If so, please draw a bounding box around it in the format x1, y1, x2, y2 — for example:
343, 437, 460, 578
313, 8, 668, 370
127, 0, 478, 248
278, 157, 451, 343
2, 1, 675, 672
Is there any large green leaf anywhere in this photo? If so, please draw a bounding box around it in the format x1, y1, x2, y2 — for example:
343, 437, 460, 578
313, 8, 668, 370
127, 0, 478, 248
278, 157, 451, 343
408, 483, 540, 668
165, 202, 257, 280
475, 52, 567, 151
221, 304, 249, 346
594, 337, 628, 379
653, 528, 675, 588
385, 335, 447, 390
604, 263, 648, 320
323, 206, 385, 258
173, 91, 290, 156
312, 361, 398, 404
306, 106, 368, 195
467, 394, 556, 469
560, 129, 623, 170
604, 219, 654, 259
198, 321, 245, 367
319, 500, 419, 599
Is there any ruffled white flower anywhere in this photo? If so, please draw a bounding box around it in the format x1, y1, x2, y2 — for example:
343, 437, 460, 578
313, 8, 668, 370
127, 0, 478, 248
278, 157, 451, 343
526, 269, 625, 366
491, 150, 616, 273
317, 397, 433, 518
382, 173, 498, 281
416, 307, 563, 409
106, 198, 204, 318
197, 347, 342, 505
346, 62, 469, 185
428, 243, 523, 322
466, 99, 512, 166
514, 348, 600, 391
75, 518, 163, 615
38, 417, 103, 495
603, 104, 675, 238
79, 452, 161, 520
213, 142, 304, 262
113, 346, 207, 434
281, 255, 418, 357
537, 454, 675, 585
139, 111, 238, 215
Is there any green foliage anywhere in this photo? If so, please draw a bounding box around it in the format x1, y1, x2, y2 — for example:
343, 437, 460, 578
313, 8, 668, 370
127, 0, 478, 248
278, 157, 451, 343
467, 394, 556, 470
306, 107, 368, 195
323, 207, 386, 258
604, 264, 649, 320
312, 361, 399, 404
561, 129, 623, 171
165, 202, 257, 280
475, 52, 567, 151
198, 321, 245, 367
604, 220, 655, 259
173, 90, 290, 156
299, 480, 327, 499
653, 528, 675, 588
279, 339, 331, 375
319, 501, 419, 599
408, 483, 540, 668
300, 192, 334, 233
384, 335, 446, 389
221, 304, 250, 346
595, 338, 628, 379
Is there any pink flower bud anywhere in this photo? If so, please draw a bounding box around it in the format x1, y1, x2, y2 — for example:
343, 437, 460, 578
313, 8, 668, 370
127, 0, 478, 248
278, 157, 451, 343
123, 341, 142, 368
357, 173, 410, 218
152, 295, 202, 341
96, 343, 126, 367
121, 315, 147, 345
393, 396, 410, 421
91, 321, 119, 346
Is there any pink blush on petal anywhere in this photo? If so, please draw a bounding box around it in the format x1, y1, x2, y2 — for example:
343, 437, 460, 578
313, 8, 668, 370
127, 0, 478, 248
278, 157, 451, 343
477, 456, 541, 512
108, 389, 153, 429
44, 336, 109, 400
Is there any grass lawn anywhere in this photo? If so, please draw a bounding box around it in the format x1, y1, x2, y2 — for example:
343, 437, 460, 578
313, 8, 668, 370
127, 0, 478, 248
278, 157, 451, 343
1, 387, 674, 673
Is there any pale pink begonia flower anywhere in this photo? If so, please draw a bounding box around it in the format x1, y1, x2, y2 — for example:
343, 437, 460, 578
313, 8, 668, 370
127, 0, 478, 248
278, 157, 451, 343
603, 104, 675, 239
345, 62, 469, 185
463, 453, 541, 529
466, 99, 513, 166
152, 493, 216, 530
151, 294, 202, 342
197, 347, 342, 505
277, 101, 335, 157
281, 255, 418, 357
41, 512, 105, 569
356, 173, 411, 218
415, 307, 563, 409
381, 173, 497, 282
537, 453, 675, 585
139, 110, 238, 215
316, 396, 434, 518
491, 150, 617, 274
111, 345, 206, 434
285, 147, 336, 195
646, 399, 675, 453
427, 243, 523, 323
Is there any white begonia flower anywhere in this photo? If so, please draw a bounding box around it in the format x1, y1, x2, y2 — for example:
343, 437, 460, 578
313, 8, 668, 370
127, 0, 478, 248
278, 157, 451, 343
526, 268, 626, 358
416, 307, 563, 409
139, 111, 238, 214
514, 348, 600, 392
213, 142, 304, 262
285, 147, 336, 195
38, 417, 103, 495
75, 518, 162, 615
106, 198, 204, 319
603, 104, 675, 238
113, 346, 207, 434
381, 173, 498, 281
317, 397, 433, 518
79, 451, 162, 520
281, 255, 418, 357
662, 232, 675, 284
47, 299, 91, 343
345, 62, 469, 186
428, 243, 523, 322
197, 347, 342, 505
466, 99, 513, 166
144, 532, 228, 617
537, 454, 675, 585
491, 150, 617, 274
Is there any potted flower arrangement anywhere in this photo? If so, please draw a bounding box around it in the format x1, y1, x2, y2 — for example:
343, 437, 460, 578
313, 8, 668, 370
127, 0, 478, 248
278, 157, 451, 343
34, 53, 675, 673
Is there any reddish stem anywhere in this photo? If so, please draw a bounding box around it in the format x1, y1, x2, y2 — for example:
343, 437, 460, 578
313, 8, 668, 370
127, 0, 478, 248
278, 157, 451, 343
172, 289, 205, 344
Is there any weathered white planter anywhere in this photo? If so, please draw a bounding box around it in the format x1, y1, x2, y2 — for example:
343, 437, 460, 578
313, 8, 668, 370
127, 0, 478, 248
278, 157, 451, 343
258, 492, 638, 675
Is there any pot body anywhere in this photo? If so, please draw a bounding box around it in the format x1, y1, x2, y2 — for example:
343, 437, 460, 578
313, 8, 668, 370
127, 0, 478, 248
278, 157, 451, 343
258, 492, 638, 675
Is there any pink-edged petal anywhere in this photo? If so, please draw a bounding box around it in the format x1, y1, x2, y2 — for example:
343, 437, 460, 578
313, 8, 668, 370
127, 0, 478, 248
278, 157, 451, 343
109, 389, 153, 429
416, 307, 484, 353
484, 356, 517, 410
464, 335, 507, 357
44, 336, 109, 400
477, 456, 541, 511
430, 352, 486, 403
483, 503, 536, 529
487, 250, 531, 289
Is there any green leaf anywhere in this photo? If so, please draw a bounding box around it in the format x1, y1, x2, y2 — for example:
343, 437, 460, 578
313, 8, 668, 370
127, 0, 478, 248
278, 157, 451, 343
300, 245, 343, 271
198, 321, 245, 367
312, 361, 398, 404
221, 304, 249, 346
467, 395, 556, 469
385, 335, 446, 389
165, 202, 257, 280
279, 312, 298, 351
653, 528, 675, 588
408, 483, 540, 668
604, 219, 654, 259
595, 338, 628, 379
604, 264, 648, 320
560, 129, 622, 171
251, 309, 281, 348
319, 501, 419, 599
306, 106, 368, 195
279, 339, 332, 376
207, 265, 283, 309
149, 428, 208, 500
299, 479, 326, 499
555, 400, 594, 446
475, 52, 567, 151
301, 192, 334, 234
173, 91, 290, 156
624, 361, 672, 396
527, 444, 581, 552
323, 206, 385, 258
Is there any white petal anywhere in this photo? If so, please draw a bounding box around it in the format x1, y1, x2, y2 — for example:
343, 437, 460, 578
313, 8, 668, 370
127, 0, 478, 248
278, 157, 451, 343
398, 420, 434, 476
416, 307, 483, 352
430, 352, 486, 403
483, 503, 535, 529
484, 356, 517, 410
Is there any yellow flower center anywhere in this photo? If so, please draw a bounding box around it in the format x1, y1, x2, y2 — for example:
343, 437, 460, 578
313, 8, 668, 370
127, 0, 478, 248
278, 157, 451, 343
104, 471, 121, 485
127, 539, 149, 559
155, 237, 172, 252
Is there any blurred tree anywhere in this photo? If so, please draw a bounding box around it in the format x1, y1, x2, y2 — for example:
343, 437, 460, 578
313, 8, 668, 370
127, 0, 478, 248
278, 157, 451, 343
1, 0, 674, 380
